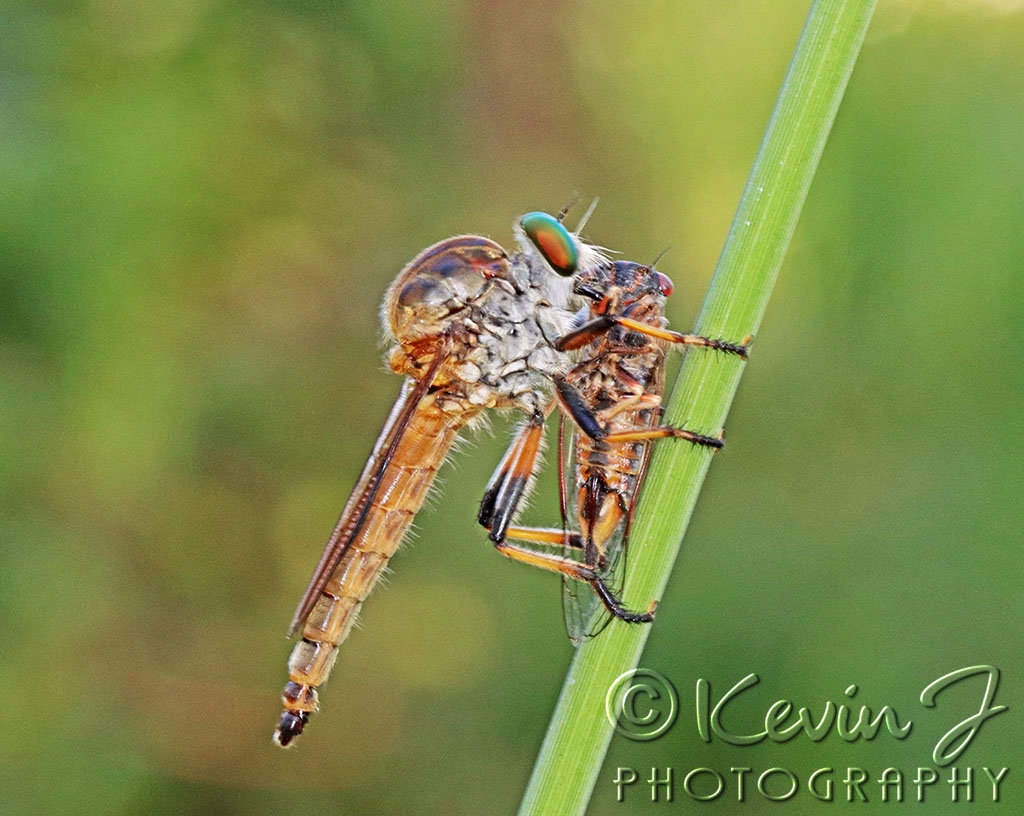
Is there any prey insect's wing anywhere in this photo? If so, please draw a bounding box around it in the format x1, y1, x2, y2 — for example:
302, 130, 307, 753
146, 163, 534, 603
287, 346, 449, 636
558, 413, 635, 644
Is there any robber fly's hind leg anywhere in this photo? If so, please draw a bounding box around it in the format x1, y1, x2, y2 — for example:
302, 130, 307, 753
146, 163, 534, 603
591, 576, 656, 624
556, 315, 751, 359
479, 409, 550, 544
492, 539, 656, 624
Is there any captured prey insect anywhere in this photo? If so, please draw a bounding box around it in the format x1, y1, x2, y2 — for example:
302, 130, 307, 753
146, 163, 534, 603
478, 259, 749, 643
274, 211, 608, 747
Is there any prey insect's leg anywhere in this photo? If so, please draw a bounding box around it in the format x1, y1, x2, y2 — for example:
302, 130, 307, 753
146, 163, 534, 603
494, 540, 655, 624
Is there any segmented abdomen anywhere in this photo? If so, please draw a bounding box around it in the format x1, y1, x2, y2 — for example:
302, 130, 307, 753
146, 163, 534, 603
573, 351, 664, 557
276, 393, 478, 744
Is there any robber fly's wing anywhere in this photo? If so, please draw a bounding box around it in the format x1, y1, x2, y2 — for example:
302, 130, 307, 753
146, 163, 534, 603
287, 347, 448, 636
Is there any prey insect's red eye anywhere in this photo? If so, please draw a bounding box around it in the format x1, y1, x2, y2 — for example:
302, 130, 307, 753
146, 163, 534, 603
653, 271, 674, 297
519, 211, 579, 276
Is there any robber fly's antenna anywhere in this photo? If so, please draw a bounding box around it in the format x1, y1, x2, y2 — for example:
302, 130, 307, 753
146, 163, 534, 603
575, 197, 600, 234
556, 193, 581, 223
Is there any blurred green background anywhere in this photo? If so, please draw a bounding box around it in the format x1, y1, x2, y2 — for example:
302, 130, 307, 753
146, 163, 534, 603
1, 1, 1021, 814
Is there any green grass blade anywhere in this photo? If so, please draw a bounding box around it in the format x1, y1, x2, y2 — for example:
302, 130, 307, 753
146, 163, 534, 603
517, 1, 878, 813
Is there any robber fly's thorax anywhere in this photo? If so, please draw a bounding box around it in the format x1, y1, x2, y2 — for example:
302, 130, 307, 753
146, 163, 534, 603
383, 234, 578, 415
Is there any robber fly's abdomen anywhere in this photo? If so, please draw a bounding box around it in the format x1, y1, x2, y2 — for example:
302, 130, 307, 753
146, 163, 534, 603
276, 396, 475, 746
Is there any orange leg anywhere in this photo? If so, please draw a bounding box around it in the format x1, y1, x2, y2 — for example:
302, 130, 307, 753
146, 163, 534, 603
493, 537, 656, 624
553, 376, 723, 448
478, 409, 550, 543
558, 316, 750, 358
600, 426, 723, 447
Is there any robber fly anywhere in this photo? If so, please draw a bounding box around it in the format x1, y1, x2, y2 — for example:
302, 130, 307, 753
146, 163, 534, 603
274, 212, 608, 746
478, 259, 748, 642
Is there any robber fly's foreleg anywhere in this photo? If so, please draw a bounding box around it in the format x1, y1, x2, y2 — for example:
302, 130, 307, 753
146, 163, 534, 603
552, 375, 724, 449
556, 315, 751, 359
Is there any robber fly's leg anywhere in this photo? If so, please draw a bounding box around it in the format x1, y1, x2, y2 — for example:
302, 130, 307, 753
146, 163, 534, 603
479, 408, 551, 543
553, 376, 723, 449
557, 316, 751, 359
591, 577, 657, 624
496, 525, 584, 551
600, 426, 723, 448
493, 540, 655, 624
653, 325, 752, 358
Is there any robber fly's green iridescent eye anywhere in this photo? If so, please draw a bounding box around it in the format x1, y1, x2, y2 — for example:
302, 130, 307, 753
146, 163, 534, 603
519, 211, 579, 277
